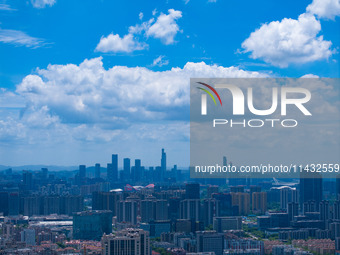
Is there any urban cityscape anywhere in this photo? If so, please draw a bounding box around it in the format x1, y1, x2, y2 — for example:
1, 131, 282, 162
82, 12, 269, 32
0, 149, 339, 255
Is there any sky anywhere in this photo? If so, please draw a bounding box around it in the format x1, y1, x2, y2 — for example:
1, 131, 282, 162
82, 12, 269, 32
0, 0, 339, 168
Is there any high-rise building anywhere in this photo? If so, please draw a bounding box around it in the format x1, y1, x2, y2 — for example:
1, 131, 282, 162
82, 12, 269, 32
161, 148, 166, 181
8, 192, 19, 216
212, 193, 235, 216
155, 200, 168, 220
132, 159, 142, 182
334, 200, 340, 220
168, 197, 181, 220
319, 200, 330, 221
279, 187, 298, 210
287, 202, 299, 222
185, 183, 200, 199
73, 210, 113, 240
112, 154, 118, 182
203, 198, 219, 227
79, 165, 86, 179
196, 231, 224, 255
92, 191, 121, 216
141, 199, 156, 223
60, 195, 84, 215
180, 199, 201, 221
250, 185, 261, 205
231, 192, 250, 216
95, 163, 101, 179
252, 192, 267, 214
123, 158, 131, 181
22, 171, 33, 190
101, 228, 150, 255
117, 200, 139, 225
300, 173, 323, 211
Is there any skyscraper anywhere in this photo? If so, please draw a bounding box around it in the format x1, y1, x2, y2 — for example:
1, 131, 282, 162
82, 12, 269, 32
132, 159, 141, 183
95, 163, 100, 179
112, 154, 118, 182
300, 172, 323, 211
123, 158, 131, 181
161, 148, 166, 181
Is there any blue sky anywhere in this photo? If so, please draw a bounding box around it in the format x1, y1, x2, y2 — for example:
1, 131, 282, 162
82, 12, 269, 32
0, 0, 339, 167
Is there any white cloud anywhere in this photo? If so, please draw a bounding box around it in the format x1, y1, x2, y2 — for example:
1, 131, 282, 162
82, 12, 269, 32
16, 57, 264, 126
242, 13, 334, 67
95, 33, 147, 53
0, 28, 44, 48
31, 0, 56, 8
95, 9, 183, 53
151, 55, 169, 67
146, 9, 182, 45
306, 0, 340, 20
0, 58, 267, 164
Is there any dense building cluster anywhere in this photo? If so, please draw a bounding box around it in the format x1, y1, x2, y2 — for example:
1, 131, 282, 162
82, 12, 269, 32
0, 150, 340, 254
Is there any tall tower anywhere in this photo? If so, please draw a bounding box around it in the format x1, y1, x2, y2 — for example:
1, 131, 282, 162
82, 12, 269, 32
161, 148, 166, 181
123, 158, 131, 181
112, 154, 118, 182
133, 159, 141, 183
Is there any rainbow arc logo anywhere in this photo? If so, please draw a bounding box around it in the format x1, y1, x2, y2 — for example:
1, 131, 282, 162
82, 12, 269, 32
197, 82, 222, 115
196, 82, 222, 106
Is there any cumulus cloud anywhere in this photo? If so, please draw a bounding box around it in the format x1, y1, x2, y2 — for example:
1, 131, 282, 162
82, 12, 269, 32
0, 58, 267, 164
242, 13, 334, 67
151, 55, 169, 67
306, 0, 340, 20
146, 9, 182, 45
96, 9, 183, 53
95, 33, 147, 53
0, 28, 44, 48
31, 0, 56, 8
16, 57, 264, 127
